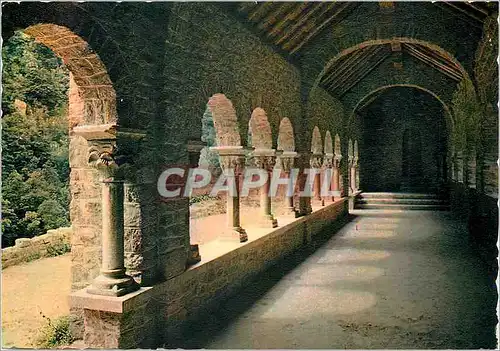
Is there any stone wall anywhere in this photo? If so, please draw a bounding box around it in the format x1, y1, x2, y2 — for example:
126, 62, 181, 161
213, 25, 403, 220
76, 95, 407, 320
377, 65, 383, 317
73, 200, 349, 348
2, 227, 72, 269
358, 87, 447, 192
449, 183, 498, 274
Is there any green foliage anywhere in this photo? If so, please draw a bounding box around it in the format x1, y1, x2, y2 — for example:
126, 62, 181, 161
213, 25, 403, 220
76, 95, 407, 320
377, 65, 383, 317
46, 240, 71, 257
2, 31, 69, 114
189, 194, 219, 205
2, 31, 70, 248
199, 105, 220, 168
451, 79, 482, 151
35, 315, 73, 348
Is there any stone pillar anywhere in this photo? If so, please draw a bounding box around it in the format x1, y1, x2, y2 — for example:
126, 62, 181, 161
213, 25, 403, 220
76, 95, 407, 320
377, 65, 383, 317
254, 149, 278, 228
348, 155, 359, 194
212, 146, 248, 242
297, 152, 312, 216
310, 152, 323, 205
186, 140, 204, 265
279, 151, 298, 217
322, 153, 334, 203
332, 154, 342, 200
85, 142, 139, 297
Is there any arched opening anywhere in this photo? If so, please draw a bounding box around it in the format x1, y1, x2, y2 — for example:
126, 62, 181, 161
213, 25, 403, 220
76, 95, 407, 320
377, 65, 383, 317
352, 86, 449, 193
2, 23, 118, 346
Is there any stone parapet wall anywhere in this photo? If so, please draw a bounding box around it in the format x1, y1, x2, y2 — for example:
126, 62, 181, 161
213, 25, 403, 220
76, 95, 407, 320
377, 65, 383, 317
449, 182, 498, 274
2, 227, 72, 269
73, 200, 349, 348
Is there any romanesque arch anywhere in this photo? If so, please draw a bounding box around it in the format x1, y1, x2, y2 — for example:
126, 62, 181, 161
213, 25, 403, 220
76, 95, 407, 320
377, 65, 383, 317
277, 117, 295, 152
23, 24, 117, 126
334, 134, 342, 157
249, 108, 273, 149
324, 131, 333, 155
207, 94, 242, 147
311, 126, 323, 154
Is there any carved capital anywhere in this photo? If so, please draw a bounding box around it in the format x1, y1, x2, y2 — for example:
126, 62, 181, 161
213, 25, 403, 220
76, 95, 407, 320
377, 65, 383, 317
310, 154, 323, 169
279, 157, 295, 173
323, 154, 334, 168
219, 155, 245, 175
88, 141, 119, 180
254, 155, 276, 171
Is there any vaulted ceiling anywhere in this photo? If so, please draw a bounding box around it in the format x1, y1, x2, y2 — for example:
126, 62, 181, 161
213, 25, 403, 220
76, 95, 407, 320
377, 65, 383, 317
235, 1, 498, 99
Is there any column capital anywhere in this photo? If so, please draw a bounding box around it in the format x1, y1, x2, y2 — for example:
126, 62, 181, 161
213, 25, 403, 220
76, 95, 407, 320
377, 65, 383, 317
253, 149, 276, 171
323, 153, 334, 168
88, 141, 119, 179
310, 152, 323, 169
211, 146, 247, 175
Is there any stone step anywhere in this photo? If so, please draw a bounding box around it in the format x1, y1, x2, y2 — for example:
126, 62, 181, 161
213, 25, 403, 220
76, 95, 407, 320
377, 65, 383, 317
358, 192, 442, 200
355, 203, 450, 211
356, 198, 447, 205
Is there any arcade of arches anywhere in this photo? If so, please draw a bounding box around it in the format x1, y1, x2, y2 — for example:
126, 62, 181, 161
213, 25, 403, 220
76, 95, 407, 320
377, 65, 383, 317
2, 2, 498, 348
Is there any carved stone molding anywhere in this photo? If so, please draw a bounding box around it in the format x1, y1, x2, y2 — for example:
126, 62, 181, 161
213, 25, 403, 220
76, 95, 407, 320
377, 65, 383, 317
310, 153, 323, 169
323, 153, 334, 168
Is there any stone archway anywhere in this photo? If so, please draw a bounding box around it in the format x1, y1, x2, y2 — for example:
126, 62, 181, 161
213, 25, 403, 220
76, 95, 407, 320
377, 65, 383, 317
16, 24, 120, 293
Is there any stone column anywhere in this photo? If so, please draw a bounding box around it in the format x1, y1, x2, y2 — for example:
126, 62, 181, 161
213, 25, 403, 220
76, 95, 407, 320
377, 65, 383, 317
349, 155, 359, 194
297, 152, 312, 216
310, 153, 323, 205
279, 151, 298, 217
212, 146, 248, 243
254, 149, 278, 228
332, 154, 342, 200
86, 142, 139, 297
323, 153, 334, 203
186, 140, 204, 265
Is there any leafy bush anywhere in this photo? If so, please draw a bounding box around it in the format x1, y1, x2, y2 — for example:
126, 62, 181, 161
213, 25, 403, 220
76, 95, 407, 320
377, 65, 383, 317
35, 315, 73, 348
189, 194, 219, 205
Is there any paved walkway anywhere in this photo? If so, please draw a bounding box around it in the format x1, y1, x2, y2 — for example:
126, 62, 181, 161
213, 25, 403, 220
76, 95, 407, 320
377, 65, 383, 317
181, 210, 497, 349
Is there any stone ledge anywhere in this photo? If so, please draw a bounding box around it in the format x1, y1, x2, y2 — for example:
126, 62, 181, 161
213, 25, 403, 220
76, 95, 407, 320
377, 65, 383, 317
186, 197, 348, 270
71, 199, 348, 316
2, 227, 72, 269
70, 287, 153, 314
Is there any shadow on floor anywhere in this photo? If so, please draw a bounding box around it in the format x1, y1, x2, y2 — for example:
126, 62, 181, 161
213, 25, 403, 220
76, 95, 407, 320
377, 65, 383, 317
166, 214, 356, 348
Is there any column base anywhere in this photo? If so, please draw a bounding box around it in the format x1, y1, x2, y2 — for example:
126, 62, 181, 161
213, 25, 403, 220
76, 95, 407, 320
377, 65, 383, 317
187, 244, 201, 266
87, 273, 139, 297
220, 226, 248, 243
283, 208, 299, 218
258, 215, 278, 228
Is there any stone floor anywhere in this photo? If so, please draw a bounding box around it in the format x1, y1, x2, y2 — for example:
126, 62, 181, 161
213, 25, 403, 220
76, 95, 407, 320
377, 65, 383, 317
179, 210, 498, 349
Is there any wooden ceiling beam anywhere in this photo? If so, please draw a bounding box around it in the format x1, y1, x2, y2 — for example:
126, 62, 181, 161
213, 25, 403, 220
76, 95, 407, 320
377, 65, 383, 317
276, 2, 325, 46
267, 3, 308, 40
465, 2, 489, 16
290, 2, 353, 54
247, 2, 276, 22
284, 2, 337, 50
326, 46, 382, 91
337, 48, 390, 96
435, 3, 483, 29
321, 48, 368, 86
444, 2, 484, 23
257, 3, 296, 32
405, 44, 463, 79
405, 45, 462, 81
